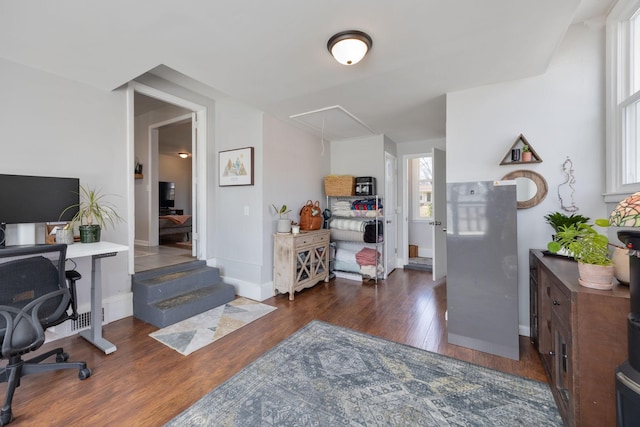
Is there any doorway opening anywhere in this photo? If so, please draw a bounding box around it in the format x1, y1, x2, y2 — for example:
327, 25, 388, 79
404, 155, 433, 272
128, 85, 207, 274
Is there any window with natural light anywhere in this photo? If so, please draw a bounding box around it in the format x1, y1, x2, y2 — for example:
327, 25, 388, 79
412, 156, 433, 220
608, 1, 640, 190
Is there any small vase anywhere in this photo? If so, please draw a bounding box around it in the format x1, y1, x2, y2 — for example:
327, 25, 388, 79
55, 228, 75, 245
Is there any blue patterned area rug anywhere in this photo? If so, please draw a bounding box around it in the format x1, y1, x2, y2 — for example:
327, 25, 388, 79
150, 297, 276, 356
166, 320, 562, 426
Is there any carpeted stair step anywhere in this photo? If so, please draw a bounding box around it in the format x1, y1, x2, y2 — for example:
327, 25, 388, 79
132, 260, 235, 328
141, 283, 236, 329
133, 263, 222, 302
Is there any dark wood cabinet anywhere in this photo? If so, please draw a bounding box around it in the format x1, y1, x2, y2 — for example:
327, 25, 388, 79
529, 249, 629, 427
529, 256, 539, 346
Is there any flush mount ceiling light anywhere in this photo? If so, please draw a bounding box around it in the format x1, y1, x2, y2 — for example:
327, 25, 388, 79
327, 30, 372, 65
178, 152, 189, 159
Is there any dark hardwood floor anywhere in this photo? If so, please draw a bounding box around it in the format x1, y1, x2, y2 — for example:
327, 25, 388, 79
2, 268, 546, 426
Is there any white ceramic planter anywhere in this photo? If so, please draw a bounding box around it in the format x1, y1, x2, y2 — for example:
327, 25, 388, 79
276, 219, 292, 234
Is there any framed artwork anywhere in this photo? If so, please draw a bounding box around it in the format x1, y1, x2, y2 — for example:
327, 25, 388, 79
219, 147, 254, 186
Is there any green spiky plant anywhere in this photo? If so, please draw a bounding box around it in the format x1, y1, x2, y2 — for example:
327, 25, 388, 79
60, 185, 122, 242
544, 212, 590, 234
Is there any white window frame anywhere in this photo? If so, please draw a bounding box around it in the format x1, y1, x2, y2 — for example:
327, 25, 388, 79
605, 0, 640, 202
411, 156, 433, 221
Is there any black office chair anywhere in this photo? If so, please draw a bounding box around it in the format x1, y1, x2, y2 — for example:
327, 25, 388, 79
0, 244, 91, 426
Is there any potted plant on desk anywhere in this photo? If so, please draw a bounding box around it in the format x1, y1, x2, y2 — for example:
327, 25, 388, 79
60, 185, 123, 243
547, 220, 614, 290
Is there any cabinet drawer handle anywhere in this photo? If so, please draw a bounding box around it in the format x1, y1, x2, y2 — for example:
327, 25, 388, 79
552, 300, 560, 305
549, 351, 555, 356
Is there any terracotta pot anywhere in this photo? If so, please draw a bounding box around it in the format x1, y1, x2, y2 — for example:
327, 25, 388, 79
522, 151, 532, 162
577, 262, 614, 290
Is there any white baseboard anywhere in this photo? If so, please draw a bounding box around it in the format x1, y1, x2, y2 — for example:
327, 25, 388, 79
221, 276, 273, 302
418, 247, 433, 258
46, 293, 133, 342
104, 292, 133, 323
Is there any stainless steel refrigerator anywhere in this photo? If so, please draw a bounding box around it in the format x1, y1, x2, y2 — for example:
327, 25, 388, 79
446, 180, 519, 360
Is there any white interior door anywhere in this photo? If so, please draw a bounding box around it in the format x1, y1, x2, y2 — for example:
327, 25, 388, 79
384, 152, 397, 276
431, 148, 446, 280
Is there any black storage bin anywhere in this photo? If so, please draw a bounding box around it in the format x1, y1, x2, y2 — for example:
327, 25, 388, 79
355, 177, 376, 196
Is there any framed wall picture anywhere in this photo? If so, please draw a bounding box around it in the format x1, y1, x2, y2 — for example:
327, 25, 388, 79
219, 147, 254, 186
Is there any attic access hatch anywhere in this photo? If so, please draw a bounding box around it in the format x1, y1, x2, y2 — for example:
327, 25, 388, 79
500, 134, 542, 165
289, 105, 376, 141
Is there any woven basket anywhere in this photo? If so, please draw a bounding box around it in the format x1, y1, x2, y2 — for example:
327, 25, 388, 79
324, 175, 355, 196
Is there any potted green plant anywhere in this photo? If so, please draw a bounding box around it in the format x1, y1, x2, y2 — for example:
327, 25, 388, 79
60, 185, 123, 243
547, 220, 614, 290
272, 204, 292, 233
521, 144, 532, 162
544, 212, 590, 256
544, 212, 590, 236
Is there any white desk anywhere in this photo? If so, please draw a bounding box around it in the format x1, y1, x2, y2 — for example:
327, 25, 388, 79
66, 241, 128, 354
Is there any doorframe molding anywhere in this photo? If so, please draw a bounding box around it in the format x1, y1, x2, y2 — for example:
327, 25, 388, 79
401, 152, 430, 266
126, 82, 207, 275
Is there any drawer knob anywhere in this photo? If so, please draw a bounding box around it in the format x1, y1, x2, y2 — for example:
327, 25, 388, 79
552, 300, 560, 305
549, 351, 555, 356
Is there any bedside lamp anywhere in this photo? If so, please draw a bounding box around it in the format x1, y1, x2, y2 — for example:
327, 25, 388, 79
610, 192, 640, 424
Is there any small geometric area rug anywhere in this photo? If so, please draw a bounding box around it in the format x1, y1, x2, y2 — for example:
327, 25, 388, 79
166, 320, 562, 426
150, 297, 276, 356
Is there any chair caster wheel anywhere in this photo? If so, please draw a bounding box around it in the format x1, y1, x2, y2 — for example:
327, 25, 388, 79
56, 352, 69, 362
79, 368, 92, 380
0, 409, 13, 426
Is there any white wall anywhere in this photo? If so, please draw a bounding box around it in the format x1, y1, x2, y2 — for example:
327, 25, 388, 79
446, 22, 606, 334
0, 57, 130, 315
263, 115, 330, 287
209, 98, 266, 298
330, 135, 385, 187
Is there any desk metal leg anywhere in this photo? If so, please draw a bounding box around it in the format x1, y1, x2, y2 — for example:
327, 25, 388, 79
78, 254, 117, 354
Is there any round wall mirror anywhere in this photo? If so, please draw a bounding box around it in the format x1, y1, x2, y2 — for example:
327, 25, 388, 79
501, 170, 548, 209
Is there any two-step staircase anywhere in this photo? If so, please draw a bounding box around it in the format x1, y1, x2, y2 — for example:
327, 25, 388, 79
132, 261, 235, 328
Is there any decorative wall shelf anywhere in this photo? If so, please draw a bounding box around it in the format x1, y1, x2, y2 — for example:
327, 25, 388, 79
500, 134, 542, 165
134, 173, 144, 179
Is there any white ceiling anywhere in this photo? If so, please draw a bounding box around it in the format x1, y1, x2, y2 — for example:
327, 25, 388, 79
0, 0, 616, 143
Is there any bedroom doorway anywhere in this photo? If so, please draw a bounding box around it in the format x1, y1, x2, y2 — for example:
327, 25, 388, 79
154, 116, 193, 248
128, 84, 207, 274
